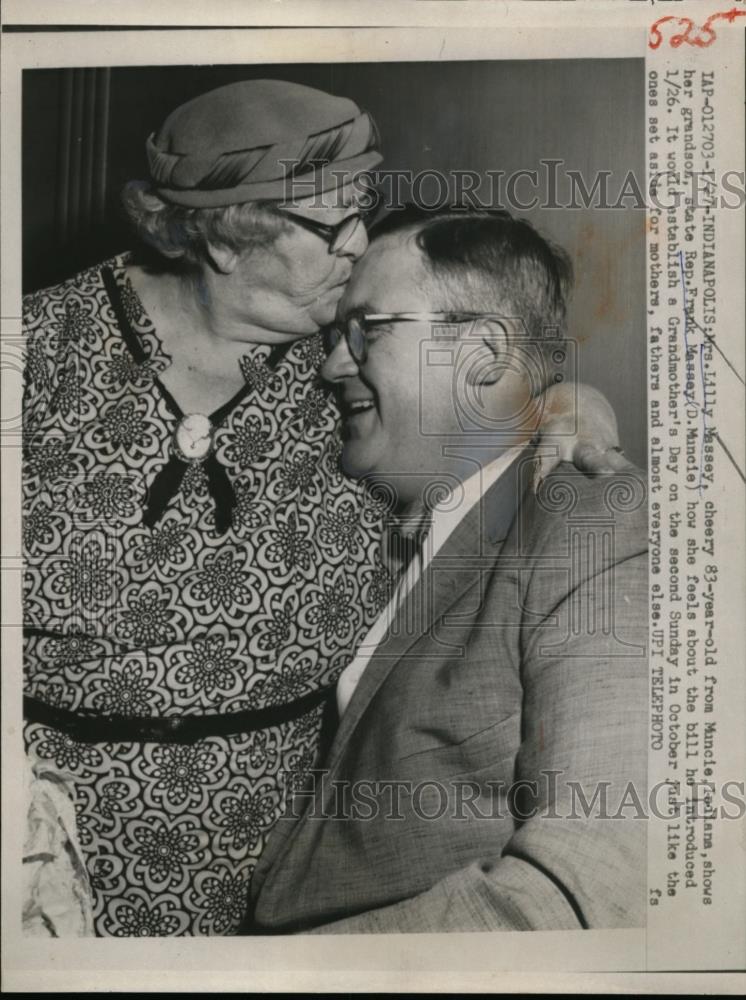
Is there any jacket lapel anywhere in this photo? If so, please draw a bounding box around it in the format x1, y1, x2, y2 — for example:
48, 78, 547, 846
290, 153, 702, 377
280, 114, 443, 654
326, 508, 486, 768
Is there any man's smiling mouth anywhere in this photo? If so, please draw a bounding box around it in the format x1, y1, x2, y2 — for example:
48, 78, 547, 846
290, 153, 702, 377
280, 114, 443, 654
347, 400, 375, 414
340, 397, 377, 422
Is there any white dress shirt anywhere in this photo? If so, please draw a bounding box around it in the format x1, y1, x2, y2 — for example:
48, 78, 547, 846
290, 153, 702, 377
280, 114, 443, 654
336, 446, 526, 716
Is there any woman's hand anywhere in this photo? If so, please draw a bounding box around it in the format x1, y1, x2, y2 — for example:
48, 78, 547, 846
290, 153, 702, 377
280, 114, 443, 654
532, 382, 632, 491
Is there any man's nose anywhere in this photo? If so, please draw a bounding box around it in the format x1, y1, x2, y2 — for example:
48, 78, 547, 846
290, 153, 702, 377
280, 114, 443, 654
337, 218, 369, 262
321, 334, 359, 383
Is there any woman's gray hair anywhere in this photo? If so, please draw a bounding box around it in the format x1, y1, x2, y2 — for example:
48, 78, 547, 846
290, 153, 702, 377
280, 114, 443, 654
121, 180, 290, 267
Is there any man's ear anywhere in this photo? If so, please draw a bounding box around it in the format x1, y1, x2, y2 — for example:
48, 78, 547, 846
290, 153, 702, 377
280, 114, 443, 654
464, 318, 509, 386
205, 242, 240, 275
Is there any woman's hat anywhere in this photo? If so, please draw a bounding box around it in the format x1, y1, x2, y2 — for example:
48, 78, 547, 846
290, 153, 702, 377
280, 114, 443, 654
146, 79, 382, 207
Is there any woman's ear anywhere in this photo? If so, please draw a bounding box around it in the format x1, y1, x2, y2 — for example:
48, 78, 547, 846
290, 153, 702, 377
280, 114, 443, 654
464, 317, 509, 386
205, 242, 240, 275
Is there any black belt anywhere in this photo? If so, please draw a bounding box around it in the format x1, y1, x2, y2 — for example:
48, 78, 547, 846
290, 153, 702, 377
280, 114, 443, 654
24, 687, 334, 745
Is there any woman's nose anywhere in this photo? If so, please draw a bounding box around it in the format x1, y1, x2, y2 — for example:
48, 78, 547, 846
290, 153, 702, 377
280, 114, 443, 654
337, 218, 369, 262
321, 334, 359, 383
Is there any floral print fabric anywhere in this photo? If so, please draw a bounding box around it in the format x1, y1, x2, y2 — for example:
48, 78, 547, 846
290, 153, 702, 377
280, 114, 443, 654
22, 255, 390, 935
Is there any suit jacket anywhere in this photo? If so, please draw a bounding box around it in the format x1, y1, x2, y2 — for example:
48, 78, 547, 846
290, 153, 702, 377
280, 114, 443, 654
250, 457, 648, 933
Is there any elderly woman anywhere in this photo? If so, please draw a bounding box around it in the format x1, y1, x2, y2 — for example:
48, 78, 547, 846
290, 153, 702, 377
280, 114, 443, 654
22, 79, 623, 936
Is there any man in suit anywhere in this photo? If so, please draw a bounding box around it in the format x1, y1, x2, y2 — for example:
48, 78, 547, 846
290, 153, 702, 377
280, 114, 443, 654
250, 209, 648, 933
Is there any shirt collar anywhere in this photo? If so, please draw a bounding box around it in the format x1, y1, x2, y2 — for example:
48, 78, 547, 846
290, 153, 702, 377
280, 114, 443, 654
429, 444, 529, 558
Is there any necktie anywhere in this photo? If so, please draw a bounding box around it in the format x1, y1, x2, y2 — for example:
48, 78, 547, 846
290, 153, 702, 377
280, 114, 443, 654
380, 502, 434, 582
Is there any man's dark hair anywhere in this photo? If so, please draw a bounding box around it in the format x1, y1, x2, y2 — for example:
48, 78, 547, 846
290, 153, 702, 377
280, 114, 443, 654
370, 206, 573, 346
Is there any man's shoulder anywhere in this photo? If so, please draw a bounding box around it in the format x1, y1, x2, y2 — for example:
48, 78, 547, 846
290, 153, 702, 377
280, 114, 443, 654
516, 460, 648, 559
496, 461, 648, 631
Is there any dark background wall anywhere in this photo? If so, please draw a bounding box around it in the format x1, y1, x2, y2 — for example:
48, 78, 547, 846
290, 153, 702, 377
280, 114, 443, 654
22, 60, 646, 465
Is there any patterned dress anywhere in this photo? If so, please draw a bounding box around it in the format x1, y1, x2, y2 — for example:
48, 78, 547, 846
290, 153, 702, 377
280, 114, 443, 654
22, 254, 391, 936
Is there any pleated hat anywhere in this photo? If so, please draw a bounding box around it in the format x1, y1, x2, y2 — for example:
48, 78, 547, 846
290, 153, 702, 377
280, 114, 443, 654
146, 79, 382, 207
